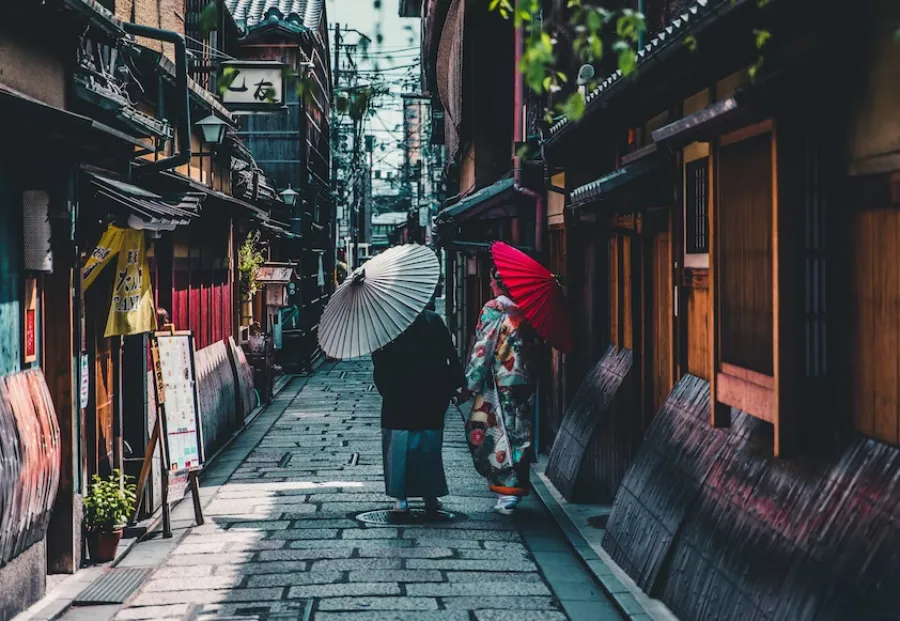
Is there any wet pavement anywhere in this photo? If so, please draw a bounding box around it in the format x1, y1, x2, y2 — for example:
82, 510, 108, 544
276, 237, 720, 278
99, 360, 623, 621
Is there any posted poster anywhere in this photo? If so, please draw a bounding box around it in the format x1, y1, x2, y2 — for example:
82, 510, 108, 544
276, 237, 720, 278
154, 333, 203, 471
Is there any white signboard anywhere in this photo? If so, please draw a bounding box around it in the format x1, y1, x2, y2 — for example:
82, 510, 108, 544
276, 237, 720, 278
221, 62, 286, 108
167, 470, 188, 503
154, 333, 203, 471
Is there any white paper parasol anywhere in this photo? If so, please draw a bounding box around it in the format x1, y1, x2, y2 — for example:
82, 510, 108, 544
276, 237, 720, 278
318, 244, 440, 359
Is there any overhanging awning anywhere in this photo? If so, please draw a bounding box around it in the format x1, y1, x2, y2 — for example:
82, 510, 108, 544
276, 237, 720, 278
546, 0, 760, 143
436, 177, 518, 225
85, 171, 200, 231
258, 219, 301, 239
0, 83, 158, 151
156, 170, 270, 220
569, 151, 669, 208
256, 263, 297, 284
0, 84, 93, 138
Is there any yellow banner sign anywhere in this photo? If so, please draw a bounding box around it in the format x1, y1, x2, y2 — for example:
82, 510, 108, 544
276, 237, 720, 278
83, 225, 125, 290
104, 229, 157, 337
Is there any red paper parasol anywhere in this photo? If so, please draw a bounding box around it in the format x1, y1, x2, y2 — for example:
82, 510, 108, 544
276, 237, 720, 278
491, 242, 573, 354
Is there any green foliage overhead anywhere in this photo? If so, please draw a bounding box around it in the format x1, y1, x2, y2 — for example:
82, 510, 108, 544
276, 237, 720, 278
199, 2, 218, 38
490, 0, 646, 122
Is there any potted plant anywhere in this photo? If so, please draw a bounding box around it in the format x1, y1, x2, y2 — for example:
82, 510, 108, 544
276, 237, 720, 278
83, 469, 136, 562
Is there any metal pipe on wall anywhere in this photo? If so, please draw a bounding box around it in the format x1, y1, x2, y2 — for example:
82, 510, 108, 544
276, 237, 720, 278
512, 1, 544, 253
123, 23, 191, 174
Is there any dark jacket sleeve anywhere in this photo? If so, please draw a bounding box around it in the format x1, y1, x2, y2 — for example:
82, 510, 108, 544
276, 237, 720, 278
426, 312, 464, 394
443, 323, 465, 392
371, 348, 388, 395
372, 346, 402, 397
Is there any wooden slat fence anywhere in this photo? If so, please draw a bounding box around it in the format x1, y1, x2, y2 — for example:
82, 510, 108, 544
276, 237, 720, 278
227, 337, 256, 419
0, 369, 61, 567
603, 374, 900, 621
195, 340, 239, 460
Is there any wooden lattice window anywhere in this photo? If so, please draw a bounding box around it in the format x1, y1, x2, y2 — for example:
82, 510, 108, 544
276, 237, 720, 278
684, 143, 710, 268
685, 159, 709, 254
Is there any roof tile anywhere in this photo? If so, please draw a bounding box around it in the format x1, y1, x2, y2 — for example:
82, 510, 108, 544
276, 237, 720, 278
224, 0, 323, 31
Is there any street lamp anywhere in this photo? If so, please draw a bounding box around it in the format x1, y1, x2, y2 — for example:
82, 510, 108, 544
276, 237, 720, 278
196, 114, 229, 146
279, 185, 299, 207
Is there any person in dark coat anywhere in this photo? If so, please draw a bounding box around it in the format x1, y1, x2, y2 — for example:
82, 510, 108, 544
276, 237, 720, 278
372, 302, 465, 513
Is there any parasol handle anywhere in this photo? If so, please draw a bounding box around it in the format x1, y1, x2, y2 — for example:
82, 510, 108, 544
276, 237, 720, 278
351, 268, 366, 285
552, 273, 565, 288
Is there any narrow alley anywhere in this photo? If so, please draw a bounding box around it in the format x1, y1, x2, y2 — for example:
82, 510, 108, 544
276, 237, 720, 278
80, 361, 621, 621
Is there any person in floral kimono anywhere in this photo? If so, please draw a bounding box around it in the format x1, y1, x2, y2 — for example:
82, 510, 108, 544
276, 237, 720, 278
462, 267, 538, 515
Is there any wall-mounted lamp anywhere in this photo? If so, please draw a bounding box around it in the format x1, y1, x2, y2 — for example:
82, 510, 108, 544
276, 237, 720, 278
279, 185, 299, 207
196, 114, 229, 146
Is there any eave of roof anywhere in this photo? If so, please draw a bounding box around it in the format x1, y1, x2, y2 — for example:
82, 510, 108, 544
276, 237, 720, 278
547, 0, 754, 144
569, 149, 669, 208
224, 0, 323, 34
436, 177, 517, 224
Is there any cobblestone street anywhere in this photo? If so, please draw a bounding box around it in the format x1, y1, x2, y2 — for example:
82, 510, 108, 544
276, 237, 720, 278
102, 360, 622, 621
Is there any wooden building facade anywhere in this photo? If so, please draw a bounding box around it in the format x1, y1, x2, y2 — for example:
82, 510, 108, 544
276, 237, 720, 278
0, 2, 306, 617
425, 0, 900, 618
223, 0, 335, 372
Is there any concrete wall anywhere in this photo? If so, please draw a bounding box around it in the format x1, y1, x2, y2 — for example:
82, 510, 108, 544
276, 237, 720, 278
0, 26, 66, 107
125, 0, 186, 59
0, 541, 46, 621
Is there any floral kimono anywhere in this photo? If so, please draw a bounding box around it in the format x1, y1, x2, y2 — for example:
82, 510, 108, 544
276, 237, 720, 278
464, 295, 537, 496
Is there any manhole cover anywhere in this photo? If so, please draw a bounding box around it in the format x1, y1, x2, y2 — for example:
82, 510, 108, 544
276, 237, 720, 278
188, 600, 312, 621
355, 509, 462, 526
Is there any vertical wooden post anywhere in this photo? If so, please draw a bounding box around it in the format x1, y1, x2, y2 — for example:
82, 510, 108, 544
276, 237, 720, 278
45, 228, 78, 572
129, 422, 158, 525
189, 470, 204, 526
708, 138, 730, 427
161, 468, 172, 538
772, 120, 799, 457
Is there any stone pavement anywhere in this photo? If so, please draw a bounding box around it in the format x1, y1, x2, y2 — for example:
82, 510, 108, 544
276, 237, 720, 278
105, 360, 624, 621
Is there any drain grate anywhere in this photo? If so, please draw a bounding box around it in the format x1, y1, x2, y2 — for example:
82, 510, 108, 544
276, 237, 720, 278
356, 509, 462, 526
73, 567, 153, 605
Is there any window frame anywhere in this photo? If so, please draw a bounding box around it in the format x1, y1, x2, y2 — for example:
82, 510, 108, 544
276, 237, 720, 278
683, 142, 711, 268
709, 119, 788, 454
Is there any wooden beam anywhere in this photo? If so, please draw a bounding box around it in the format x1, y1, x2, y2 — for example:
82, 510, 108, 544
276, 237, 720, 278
716, 371, 774, 423
720, 362, 774, 390
709, 134, 730, 427
771, 120, 783, 455
720, 119, 774, 147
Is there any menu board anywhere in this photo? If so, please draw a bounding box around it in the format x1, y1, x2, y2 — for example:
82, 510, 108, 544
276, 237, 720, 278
153, 332, 204, 472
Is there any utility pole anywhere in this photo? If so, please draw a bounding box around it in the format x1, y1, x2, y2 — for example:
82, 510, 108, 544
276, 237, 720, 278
366, 134, 375, 250
352, 116, 361, 267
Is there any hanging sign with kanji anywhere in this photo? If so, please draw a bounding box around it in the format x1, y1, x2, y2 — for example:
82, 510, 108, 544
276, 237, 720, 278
83, 225, 125, 290
105, 228, 156, 337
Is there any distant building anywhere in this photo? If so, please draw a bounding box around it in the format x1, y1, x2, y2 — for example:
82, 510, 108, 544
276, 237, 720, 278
371, 211, 409, 251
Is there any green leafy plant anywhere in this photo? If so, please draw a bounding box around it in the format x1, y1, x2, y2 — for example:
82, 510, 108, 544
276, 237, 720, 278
83, 470, 137, 532
490, 0, 646, 122
239, 230, 265, 298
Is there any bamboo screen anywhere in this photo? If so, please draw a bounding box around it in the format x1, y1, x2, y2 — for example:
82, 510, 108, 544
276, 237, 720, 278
717, 132, 774, 376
